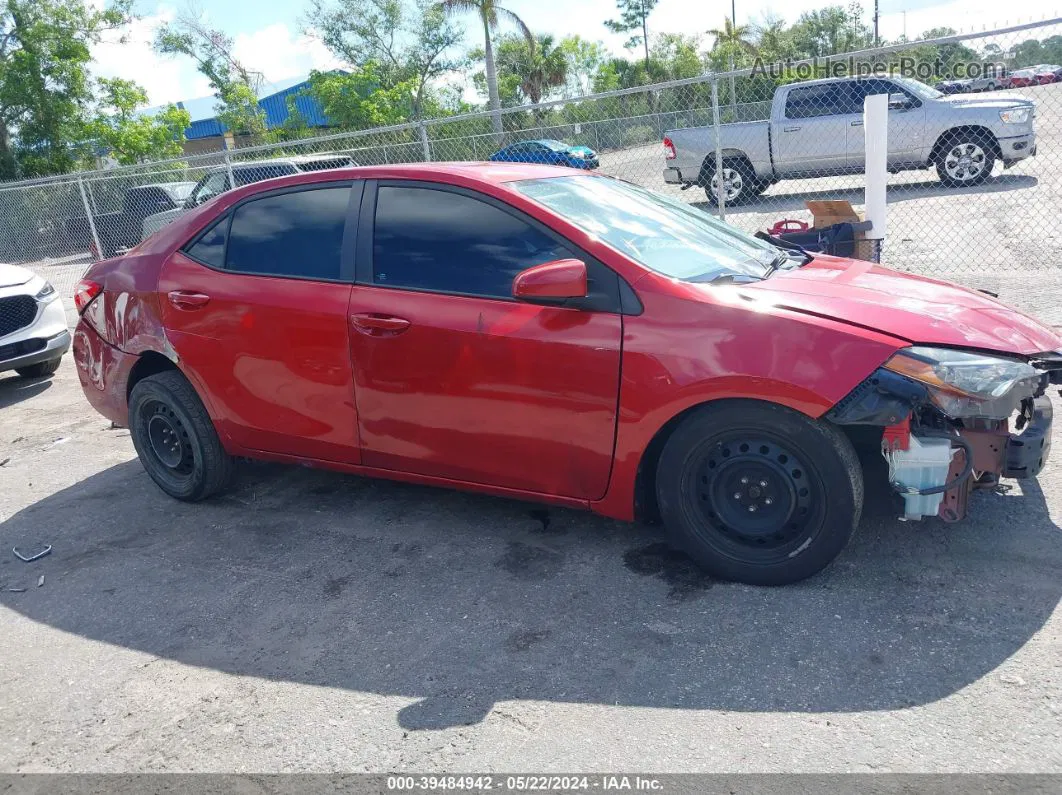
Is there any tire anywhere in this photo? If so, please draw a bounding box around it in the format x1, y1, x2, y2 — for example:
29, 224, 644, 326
935, 132, 996, 187
16, 357, 62, 378
655, 400, 863, 586
128, 370, 233, 501
704, 157, 758, 205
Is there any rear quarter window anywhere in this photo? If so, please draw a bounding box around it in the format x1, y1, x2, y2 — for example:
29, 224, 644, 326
224, 186, 352, 280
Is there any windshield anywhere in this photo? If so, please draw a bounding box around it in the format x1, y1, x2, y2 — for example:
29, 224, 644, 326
890, 76, 943, 100
513, 175, 781, 282
539, 140, 569, 152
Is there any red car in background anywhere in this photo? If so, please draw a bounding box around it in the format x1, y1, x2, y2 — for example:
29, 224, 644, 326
1035, 64, 1062, 84
1009, 68, 1040, 88
71, 164, 1062, 585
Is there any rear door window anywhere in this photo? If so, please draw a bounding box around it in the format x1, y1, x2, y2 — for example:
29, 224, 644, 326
784, 84, 846, 118
224, 186, 352, 280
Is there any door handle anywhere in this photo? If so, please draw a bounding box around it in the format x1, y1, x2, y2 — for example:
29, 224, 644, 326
851, 120, 864, 127
167, 291, 211, 310
350, 313, 411, 336
783, 126, 801, 133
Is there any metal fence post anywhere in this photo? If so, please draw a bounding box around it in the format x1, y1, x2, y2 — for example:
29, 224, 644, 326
223, 150, 235, 188
419, 122, 432, 162
77, 176, 104, 261
711, 78, 726, 222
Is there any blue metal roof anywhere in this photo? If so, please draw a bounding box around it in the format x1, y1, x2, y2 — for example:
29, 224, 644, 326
145, 75, 338, 140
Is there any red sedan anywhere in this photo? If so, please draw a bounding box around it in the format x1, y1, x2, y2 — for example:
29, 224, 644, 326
72, 164, 1062, 585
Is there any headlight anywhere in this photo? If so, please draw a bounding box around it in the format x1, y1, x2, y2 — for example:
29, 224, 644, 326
34, 280, 56, 301
569, 151, 585, 158
999, 108, 1030, 124
883, 345, 1042, 418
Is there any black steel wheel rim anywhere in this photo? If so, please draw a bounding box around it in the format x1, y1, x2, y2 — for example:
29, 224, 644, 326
143, 400, 194, 474
687, 436, 821, 563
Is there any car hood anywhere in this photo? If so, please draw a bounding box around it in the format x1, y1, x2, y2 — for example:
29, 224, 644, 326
0, 262, 34, 288
740, 257, 1061, 356
938, 93, 1033, 110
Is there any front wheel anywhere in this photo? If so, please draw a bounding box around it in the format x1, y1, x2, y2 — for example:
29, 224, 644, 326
936, 135, 996, 187
655, 401, 863, 586
16, 357, 62, 378
129, 370, 233, 501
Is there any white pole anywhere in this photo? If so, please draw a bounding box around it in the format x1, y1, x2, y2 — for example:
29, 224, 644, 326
711, 79, 725, 221
863, 92, 888, 262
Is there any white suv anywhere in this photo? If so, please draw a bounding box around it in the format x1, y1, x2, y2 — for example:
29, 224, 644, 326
0, 263, 70, 378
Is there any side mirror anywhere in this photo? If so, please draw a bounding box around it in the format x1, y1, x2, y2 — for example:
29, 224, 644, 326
889, 93, 913, 110
512, 259, 588, 303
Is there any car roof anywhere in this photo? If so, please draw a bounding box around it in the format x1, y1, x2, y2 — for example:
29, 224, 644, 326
239, 161, 583, 188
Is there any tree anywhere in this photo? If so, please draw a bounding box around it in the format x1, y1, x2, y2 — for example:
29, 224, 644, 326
441, 0, 532, 135
604, 0, 658, 69
651, 33, 703, 80
494, 33, 568, 109
789, 4, 871, 59
558, 36, 607, 97
86, 78, 190, 165
0, 0, 132, 179
155, 12, 270, 141
305, 0, 464, 120
706, 18, 757, 114
304, 65, 416, 129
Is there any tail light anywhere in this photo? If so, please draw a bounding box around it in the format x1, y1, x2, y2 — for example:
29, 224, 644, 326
74, 279, 102, 315
663, 136, 676, 160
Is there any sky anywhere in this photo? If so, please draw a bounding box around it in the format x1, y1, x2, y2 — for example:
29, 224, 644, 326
90, 0, 1061, 108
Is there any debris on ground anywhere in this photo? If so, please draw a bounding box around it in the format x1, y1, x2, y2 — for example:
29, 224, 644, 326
37, 575, 45, 588
13, 545, 52, 563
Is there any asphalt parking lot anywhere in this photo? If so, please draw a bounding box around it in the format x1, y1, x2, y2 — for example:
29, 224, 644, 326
1, 355, 1061, 772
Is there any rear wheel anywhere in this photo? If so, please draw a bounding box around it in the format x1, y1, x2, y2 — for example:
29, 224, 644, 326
16, 357, 62, 378
129, 371, 233, 501
655, 401, 863, 586
704, 158, 760, 205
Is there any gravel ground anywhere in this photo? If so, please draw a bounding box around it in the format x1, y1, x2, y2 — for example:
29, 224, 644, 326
1, 356, 1061, 773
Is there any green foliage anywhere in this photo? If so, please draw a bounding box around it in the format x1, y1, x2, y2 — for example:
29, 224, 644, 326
86, 78, 189, 165
0, 0, 132, 179
304, 66, 417, 129
604, 0, 659, 65
155, 13, 270, 141
441, 0, 532, 134
305, 0, 465, 118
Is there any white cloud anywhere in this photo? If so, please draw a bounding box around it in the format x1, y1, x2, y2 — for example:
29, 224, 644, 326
232, 23, 345, 89
90, 10, 344, 109
91, 5, 213, 107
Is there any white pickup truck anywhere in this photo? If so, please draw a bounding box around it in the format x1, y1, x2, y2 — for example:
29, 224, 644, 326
663, 75, 1037, 204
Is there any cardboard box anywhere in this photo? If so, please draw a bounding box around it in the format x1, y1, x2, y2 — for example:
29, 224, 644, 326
805, 200, 877, 261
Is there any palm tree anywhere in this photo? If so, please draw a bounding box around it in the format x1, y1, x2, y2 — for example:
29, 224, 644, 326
706, 18, 757, 116
502, 34, 568, 106
441, 0, 533, 136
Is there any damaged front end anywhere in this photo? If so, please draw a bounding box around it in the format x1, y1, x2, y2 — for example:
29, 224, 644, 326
827, 347, 1061, 522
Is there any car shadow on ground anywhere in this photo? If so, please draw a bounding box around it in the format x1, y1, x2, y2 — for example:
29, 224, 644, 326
0, 373, 54, 409
690, 173, 1038, 216
1, 453, 1058, 731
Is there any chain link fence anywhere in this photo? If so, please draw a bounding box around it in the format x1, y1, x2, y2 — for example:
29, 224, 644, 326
3, 18, 1061, 327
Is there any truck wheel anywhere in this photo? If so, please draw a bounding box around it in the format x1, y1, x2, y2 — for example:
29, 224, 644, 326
936, 133, 996, 187
705, 158, 758, 205
129, 371, 233, 501
655, 401, 863, 586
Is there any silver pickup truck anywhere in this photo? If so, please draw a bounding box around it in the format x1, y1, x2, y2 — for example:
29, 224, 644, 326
663, 75, 1037, 204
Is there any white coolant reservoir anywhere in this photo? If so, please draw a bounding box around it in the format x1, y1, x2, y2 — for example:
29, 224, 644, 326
884, 435, 956, 521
